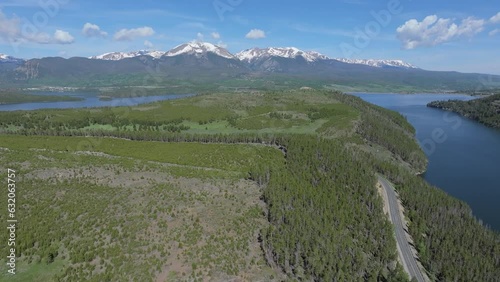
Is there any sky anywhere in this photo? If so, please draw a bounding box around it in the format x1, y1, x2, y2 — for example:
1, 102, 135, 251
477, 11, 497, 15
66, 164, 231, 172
0, 0, 499, 74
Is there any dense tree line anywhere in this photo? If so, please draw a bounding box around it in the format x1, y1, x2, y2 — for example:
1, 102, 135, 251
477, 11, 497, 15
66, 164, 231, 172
0, 108, 188, 131
253, 136, 407, 281
0, 91, 82, 104
428, 93, 500, 128
323, 91, 427, 172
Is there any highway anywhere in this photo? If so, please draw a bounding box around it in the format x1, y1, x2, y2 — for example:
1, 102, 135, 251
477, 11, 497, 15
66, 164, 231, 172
378, 176, 427, 282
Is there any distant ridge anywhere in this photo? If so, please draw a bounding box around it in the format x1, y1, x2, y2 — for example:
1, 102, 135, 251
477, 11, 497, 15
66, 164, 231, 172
335, 58, 417, 69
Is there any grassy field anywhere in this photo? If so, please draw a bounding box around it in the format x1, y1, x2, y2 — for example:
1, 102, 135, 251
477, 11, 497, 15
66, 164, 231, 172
0, 135, 280, 174
0, 135, 285, 281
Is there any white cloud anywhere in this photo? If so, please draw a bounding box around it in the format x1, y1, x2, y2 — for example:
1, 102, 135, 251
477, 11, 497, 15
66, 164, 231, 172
490, 12, 500, 23
53, 30, 74, 44
396, 15, 485, 49
197, 32, 204, 41
144, 40, 154, 48
113, 26, 155, 41
82, 23, 107, 38
245, 29, 266, 39
0, 9, 75, 45
25, 32, 52, 44
0, 9, 21, 41
489, 28, 500, 36
211, 32, 221, 39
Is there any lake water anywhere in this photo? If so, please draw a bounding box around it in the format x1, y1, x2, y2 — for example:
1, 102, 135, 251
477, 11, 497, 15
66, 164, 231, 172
352, 93, 500, 231
0, 92, 194, 111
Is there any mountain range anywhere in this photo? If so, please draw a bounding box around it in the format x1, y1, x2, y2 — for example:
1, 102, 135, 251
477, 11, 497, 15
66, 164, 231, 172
2, 42, 419, 69
1, 41, 499, 92
85, 42, 417, 69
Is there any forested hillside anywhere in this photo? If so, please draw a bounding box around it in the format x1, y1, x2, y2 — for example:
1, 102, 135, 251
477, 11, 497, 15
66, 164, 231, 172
256, 136, 405, 281
0, 90, 498, 281
428, 93, 500, 128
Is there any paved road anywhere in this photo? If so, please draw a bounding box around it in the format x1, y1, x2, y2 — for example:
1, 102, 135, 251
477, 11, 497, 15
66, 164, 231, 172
378, 176, 426, 282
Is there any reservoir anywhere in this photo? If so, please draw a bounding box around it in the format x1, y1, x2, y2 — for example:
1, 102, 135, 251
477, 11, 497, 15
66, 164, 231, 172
352, 93, 500, 231
0, 92, 194, 111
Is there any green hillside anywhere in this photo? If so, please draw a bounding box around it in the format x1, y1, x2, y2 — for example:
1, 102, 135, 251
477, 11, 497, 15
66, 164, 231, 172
428, 93, 500, 128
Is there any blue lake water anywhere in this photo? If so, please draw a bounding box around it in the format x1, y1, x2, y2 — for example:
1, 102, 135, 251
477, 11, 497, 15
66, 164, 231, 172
352, 93, 500, 231
0, 92, 194, 111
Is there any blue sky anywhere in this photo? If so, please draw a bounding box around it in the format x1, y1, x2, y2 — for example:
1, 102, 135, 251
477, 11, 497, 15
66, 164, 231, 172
1, 0, 499, 74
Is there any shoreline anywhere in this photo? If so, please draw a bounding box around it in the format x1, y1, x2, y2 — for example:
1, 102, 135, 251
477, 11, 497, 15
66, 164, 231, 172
346, 91, 474, 96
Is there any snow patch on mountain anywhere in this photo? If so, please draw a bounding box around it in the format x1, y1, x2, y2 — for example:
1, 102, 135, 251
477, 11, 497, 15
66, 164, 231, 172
236, 47, 330, 63
0, 54, 24, 63
335, 58, 418, 69
89, 50, 166, 60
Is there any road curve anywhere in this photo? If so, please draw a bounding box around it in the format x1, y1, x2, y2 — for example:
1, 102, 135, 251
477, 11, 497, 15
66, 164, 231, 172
378, 176, 427, 282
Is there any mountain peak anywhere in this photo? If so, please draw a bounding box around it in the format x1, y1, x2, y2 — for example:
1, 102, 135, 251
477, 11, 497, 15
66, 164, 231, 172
164, 41, 235, 59
335, 58, 418, 69
236, 47, 330, 63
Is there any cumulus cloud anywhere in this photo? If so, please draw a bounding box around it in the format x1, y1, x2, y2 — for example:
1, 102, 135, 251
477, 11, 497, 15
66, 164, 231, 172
245, 29, 266, 39
0, 9, 75, 45
144, 40, 154, 48
53, 30, 74, 44
396, 15, 485, 49
82, 23, 107, 38
211, 32, 221, 39
490, 12, 500, 23
113, 26, 155, 41
0, 9, 50, 44
196, 32, 204, 41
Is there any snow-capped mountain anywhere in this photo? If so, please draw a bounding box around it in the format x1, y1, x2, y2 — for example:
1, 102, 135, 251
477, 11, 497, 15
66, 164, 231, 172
86, 43, 417, 70
236, 47, 330, 63
164, 41, 235, 59
89, 50, 166, 60
0, 53, 24, 63
89, 42, 236, 61
335, 58, 417, 69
